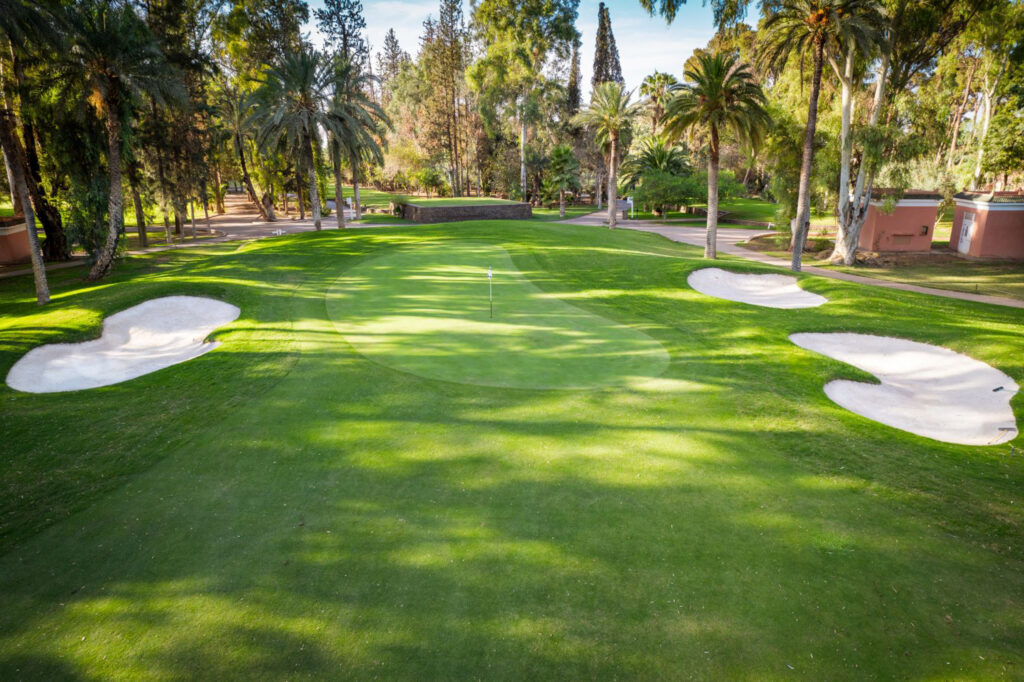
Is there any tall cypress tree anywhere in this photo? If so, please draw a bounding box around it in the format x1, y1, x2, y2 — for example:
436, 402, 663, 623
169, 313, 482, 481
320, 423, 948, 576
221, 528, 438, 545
591, 2, 623, 88
567, 35, 582, 116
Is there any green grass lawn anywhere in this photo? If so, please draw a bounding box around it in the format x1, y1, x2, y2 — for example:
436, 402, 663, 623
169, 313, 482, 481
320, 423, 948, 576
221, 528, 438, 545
323, 184, 404, 209
829, 257, 1024, 302
407, 197, 521, 206
531, 205, 598, 221
0, 219, 1022, 679
347, 214, 412, 226
743, 231, 1024, 302
0, 198, 12, 218
631, 197, 836, 226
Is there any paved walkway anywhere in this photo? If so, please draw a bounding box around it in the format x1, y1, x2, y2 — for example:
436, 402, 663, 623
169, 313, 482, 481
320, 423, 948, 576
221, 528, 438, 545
0, 194, 394, 280
561, 213, 1024, 310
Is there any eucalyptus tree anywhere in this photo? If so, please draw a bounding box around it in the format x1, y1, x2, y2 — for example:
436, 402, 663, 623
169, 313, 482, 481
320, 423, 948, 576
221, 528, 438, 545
63, 0, 182, 281
759, 0, 884, 271
573, 82, 642, 228
825, 0, 887, 264
663, 52, 768, 258
469, 0, 580, 202
547, 144, 579, 218
830, 0, 993, 264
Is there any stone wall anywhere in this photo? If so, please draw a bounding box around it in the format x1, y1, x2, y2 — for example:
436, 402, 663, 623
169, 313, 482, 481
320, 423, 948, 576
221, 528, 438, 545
402, 202, 532, 223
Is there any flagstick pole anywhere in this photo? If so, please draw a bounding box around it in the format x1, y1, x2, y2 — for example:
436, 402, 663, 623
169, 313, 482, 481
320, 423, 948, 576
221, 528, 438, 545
489, 277, 493, 318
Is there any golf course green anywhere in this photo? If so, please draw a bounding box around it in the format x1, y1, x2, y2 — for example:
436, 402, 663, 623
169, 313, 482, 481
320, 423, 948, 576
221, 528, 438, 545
328, 242, 669, 389
0, 219, 1022, 679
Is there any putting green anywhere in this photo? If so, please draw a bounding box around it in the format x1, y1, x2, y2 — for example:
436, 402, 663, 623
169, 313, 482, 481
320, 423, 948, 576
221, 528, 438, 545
327, 241, 669, 389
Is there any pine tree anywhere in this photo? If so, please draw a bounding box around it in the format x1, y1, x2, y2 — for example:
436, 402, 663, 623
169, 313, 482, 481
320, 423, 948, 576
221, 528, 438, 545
315, 0, 369, 67
377, 28, 409, 87
567, 36, 582, 116
591, 2, 623, 88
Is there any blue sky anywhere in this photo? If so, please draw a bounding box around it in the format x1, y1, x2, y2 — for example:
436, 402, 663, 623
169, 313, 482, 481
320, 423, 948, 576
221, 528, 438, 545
304, 0, 720, 94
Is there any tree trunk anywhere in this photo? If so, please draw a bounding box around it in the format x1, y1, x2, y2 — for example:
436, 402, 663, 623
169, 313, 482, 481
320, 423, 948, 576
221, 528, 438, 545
129, 169, 147, 248
189, 195, 197, 240
607, 134, 617, 229
2, 148, 20, 215
214, 165, 225, 213
947, 58, 977, 170
296, 167, 305, 220
595, 171, 602, 209
88, 96, 125, 281
306, 134, 321, 231
831, 52, 890, 266
559, 187, 565, 218
972, 56, 1006, 190
520, 105, 527, 202
10, 50, 68, 261
201, 178, 211, 229
332, 140, 345, 228
153, 142, 173, 243
0, 110, 48, 303
351, 154, 362, 219
237, 133, 269, 220
705, 127, 720, 259
790, 40, 825, 272
262, 192, 276, 221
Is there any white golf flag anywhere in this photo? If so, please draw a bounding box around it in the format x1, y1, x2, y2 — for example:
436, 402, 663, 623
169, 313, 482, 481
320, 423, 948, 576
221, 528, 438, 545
488, 266, 492, 279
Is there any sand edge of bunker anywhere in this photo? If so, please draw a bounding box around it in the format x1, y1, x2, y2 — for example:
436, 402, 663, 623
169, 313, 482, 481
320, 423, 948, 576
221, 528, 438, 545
791, 331, 1019, 445
688, 267, 828, 309
6, 295, 241, 393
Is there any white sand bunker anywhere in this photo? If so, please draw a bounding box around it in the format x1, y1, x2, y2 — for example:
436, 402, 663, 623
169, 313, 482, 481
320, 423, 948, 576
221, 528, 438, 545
688, 268, 827, 308
6, 296, 240, 393
791, 333, 1019, 445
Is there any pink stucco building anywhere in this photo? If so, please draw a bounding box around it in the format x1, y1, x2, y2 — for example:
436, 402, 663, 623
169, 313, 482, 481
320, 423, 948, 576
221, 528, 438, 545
858, 190, 941, 253
950, 192, 1024, 260
0, 218, 32, 265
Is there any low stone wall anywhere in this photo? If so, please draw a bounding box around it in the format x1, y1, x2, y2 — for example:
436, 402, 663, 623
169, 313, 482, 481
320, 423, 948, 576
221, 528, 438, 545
402, 202, 532, 223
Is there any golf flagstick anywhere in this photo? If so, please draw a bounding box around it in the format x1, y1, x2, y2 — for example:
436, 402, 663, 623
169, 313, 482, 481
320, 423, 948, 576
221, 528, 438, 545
488, 265, 493, 318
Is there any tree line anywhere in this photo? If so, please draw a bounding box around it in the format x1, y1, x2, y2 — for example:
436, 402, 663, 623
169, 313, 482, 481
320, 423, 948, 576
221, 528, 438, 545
2, 0, 1022, 305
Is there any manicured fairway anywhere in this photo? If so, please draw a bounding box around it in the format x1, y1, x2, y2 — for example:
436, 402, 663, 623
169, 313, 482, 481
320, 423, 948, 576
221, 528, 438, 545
328, 242, 668, 388
0, 220, 1022, 679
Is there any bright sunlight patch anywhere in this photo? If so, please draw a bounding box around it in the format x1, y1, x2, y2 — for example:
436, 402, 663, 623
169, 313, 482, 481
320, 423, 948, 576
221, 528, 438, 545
327, 242, 669, 389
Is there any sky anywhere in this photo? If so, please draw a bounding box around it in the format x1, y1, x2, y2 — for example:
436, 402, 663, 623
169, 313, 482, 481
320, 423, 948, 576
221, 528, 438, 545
304, 0, 720, 94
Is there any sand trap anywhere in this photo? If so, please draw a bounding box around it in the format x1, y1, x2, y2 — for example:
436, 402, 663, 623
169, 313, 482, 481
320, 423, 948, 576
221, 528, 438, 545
688, 268, 827, 308
6, 296, 240, 393
790, 333, 1019, 445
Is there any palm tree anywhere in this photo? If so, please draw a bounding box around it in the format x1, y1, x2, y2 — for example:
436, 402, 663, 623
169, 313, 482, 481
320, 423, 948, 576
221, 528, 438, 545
328, 57, 389, 228
0, 0, 57, 303
573, 82, 642, 228
251, 49, 368, 231
547, 144, 579, 218
217, 85, 271, 221
620, 137, 689, 190
759, 0, 885, 271
640, 71, 678, 136
663, 52, 768, 259
65, 0, 181, 281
